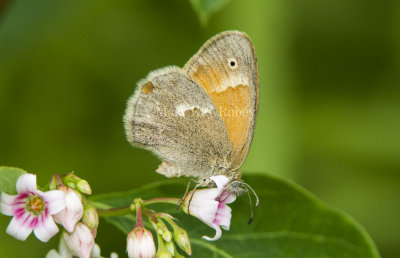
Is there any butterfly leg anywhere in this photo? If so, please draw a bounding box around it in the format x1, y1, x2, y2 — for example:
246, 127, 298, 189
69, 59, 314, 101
177, 178, 197, 210
185, 178, 213, 215
186, 183, 200, 216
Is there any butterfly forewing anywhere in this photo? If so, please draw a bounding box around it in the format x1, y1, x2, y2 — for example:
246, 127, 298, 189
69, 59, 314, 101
184, 31, 259, 170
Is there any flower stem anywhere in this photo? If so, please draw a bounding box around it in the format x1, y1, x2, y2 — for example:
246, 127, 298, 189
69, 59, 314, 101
97, 206, 131, 217
97, 197, 180, 218
144, 197, 180, 206
135, 202, 143, 228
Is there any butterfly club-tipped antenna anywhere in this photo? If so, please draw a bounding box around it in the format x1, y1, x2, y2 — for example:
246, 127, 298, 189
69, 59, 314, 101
243, 182, 259, 206
242, 182, 260, 224
245, 188, 254, 224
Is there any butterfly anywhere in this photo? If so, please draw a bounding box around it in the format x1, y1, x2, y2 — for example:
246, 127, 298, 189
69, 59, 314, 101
124, 31, 259, 215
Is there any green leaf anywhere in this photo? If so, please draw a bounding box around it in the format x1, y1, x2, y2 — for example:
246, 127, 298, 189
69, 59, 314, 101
0, 166, 26, 194
189, 0, 231, 25
90, 174, 380, 258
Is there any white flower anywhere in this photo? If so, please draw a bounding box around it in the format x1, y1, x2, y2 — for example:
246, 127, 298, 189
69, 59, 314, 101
63, 222, 95, 258
46, 235, 73, 258
0, 173, 65, 242
47, 240, 118, 258
53, 186, 83, 232
110, 252, 119, 258
90, 243, 101, 257
182, 175, 236, 241
127, 227, 156, 258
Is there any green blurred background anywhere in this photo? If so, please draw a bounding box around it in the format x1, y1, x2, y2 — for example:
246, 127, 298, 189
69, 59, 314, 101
0, 0, 399, 257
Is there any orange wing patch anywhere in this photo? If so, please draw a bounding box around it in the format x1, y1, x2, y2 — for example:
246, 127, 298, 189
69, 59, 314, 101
141, 82, 154, 94
190, 65, 252, 167
210, 85, 252, 165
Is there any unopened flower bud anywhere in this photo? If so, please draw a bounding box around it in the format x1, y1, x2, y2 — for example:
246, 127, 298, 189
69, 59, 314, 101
160, 215, 192, 256
62, 174, 79, 188
164, 241, 174, 256
127, 227, 156, 258
110, 252, 119, 258
173, 227, 192, 255
174, 252, 186, 258
155, 230, 172, 258
53, 186, 83, 232
82, 204, 99, 235
155, 223, 171, 242
156, 249, 172, 258
76, 179, 92, 195
63, 223, 94, 258
90, 243, 101, 257
49, 176, 58, 190
162, 230, 172, 243
62, 174, 92, 195
45, 233, 74, 258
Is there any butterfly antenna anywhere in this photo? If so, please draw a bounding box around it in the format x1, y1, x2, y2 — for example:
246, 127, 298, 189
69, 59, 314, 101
242, 182, 259, 206
244, 187, 254, 224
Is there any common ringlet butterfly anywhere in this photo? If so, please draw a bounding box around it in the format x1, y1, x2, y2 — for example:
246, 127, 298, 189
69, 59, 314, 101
124, 31, 259, 214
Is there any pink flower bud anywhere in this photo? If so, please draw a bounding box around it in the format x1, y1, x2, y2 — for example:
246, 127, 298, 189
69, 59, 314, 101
82, 204, 99, 237
127, 227, 156, 258
63, 222, 94, 258
53, 186, 83, 232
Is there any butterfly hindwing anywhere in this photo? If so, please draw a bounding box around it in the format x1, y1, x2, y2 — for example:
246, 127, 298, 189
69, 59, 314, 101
124, 67, 232, 178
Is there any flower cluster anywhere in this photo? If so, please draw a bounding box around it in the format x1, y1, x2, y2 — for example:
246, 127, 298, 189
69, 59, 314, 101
124, 175, 236, 257
1, 170, 238, 257
49, 173, 99, 258
126, 199, 191, 258
0, 172, 103, 258
46, 237, 118, 258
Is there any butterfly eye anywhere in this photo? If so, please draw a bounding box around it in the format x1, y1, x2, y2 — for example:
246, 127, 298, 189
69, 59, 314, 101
228, 58, 238, 70
232, 181, 241, 187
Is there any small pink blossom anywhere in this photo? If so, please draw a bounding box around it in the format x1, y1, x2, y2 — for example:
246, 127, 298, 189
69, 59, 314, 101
63, 222, 95, 258
182, 175, 236, 241
45, 234, 73, 258
127, 227, 156, 258
53, 186, 83, 232
0, 173, 66, 242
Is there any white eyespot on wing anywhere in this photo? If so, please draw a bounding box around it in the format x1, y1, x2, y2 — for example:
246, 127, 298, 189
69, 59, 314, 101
215, 73, 249, 93
175, 103, 213, 117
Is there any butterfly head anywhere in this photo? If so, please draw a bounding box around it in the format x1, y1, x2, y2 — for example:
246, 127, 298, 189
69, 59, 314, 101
225, 178, 246, 195
196, 174, 259, 224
